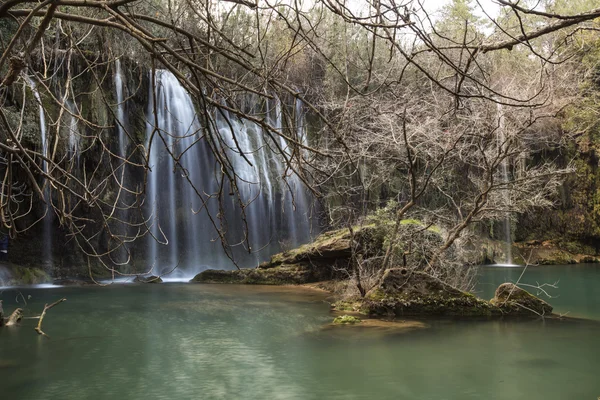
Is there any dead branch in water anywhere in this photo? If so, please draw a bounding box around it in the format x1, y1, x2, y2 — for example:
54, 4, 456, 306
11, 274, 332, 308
6, 307, 22, 326
35, 298, 66, 338
1, 299, 23, 326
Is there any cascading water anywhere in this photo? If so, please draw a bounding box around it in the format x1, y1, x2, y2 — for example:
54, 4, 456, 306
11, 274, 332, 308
65, 100, 80, 165
290, 98, 313, 244
113, 60, 131, 265
145, 70, 315, 278
114, 60, 127, 158
497, 102, 513, 265
269, 97, 313, 246
26, 77, 53, 269
146, 70, 219, 276
0, 264, 12, 286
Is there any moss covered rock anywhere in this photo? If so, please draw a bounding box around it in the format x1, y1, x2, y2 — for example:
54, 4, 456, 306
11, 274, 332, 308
2, 265, 51, 285
358, 269, 500, 317
333, 315, 362, 324
259, 225, 382, 273
191, 226, 386, 285
490, 283, 553, 316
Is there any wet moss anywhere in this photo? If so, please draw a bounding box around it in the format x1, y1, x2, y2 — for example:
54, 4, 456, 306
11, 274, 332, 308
7, 265, 51, 285
331, 300, 367, 314
333, 315, 362, 324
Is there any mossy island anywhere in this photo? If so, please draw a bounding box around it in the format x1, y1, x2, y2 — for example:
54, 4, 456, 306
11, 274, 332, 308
191, 227, 558, 320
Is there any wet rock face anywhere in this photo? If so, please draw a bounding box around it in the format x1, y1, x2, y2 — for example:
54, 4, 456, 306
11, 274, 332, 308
491, 282, 553, 316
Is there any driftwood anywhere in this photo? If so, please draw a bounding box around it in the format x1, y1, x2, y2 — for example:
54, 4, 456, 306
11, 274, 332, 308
0, 297, 66, 335
1, 300, 24, 327
35, 298, 66, 338
6, 308, 23, 326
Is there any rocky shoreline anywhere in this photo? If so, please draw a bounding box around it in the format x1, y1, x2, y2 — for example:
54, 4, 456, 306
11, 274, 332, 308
188, 228, 560, 320
2, 226, 594, 321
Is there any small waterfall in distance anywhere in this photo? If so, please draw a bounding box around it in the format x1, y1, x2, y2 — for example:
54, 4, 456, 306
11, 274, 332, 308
26, 76, 53, 269
114, 60, 127, 158
496, 102, 513, 266
113, 60, 131, 265
66, 100, 80, 166
144, 70, 315, 279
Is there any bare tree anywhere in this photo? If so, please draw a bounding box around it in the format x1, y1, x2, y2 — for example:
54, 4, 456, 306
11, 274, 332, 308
0, 0, 596, 283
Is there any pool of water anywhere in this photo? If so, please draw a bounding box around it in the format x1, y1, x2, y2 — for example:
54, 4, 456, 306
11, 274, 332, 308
1, 266, 599, 399
476, 263, 600, 319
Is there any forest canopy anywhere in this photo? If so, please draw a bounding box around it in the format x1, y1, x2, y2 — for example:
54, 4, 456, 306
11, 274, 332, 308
0, 0, 599, 286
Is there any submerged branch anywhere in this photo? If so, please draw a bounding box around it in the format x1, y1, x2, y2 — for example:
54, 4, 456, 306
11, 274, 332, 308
35, 298, 66, 338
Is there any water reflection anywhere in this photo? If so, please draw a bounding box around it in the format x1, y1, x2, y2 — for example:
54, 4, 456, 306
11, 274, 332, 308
0, 282, 599, 399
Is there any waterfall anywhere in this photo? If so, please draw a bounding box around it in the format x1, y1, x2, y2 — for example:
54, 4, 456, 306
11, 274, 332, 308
497, 102, 513, 265
114, 60, 127, 158
145, 70, 315, 278
146, 70, 218, 276
112, 60, 132, 265
66, 100, 80, 165
26, 76, 53, 268
26, 78, 48, 173
291, 98, 312, 245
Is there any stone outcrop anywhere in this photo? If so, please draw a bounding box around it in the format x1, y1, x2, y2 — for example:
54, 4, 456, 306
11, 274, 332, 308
359, 269, 500, 317
335, 269, 554, 318
191, 225, 383, 284
490, 283, 553, 316
190, 227, 557, 319
258, 225, 381, 271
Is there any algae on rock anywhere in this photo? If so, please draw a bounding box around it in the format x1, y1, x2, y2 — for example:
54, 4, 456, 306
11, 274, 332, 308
333, 315, 362, 324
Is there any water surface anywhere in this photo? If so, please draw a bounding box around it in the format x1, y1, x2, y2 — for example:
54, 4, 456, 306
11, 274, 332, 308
1, 266, 599, 399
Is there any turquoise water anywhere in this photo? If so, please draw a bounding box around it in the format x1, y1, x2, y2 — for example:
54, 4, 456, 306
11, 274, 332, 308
1, 266, 599, 399
476, 263, 600, 319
